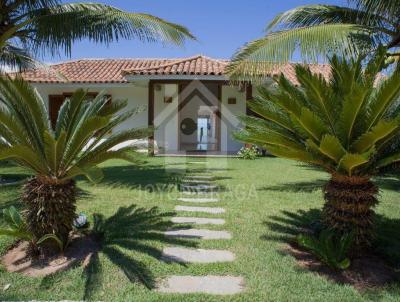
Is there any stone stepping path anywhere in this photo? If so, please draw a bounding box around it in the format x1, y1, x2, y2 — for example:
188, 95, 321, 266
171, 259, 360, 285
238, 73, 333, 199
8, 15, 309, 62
175, 205, 225, 214
181, 191, 217, 196
157, 276, 244, 295
177, 197, 219, 203
158, 160, 244, 295
165, 228, 232, 239
180, 184, 218, 191
182, 179, 214, 184
161, 247, 235, 263
171, 217, 225, 225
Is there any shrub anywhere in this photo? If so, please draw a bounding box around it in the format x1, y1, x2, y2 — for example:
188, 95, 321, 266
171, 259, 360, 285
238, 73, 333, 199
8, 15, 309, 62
238, 146, 259, 160
0, 206, 66, 252
297, 229, 354, 270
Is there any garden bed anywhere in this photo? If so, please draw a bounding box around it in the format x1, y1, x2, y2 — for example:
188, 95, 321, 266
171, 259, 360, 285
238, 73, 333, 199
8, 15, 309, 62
285, 242, 400, 291
2, 235, 99, 277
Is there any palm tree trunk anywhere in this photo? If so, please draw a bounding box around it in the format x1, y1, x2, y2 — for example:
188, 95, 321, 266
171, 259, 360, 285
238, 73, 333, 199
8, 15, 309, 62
22, 176, 77, 252
322, 173, 378, 247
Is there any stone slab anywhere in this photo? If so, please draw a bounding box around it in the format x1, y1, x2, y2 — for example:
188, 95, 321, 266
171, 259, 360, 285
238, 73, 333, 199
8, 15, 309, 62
182, 179, 214, 184
171, 217, 225, 225
157, 275, 245, 295
175, 205, 225, 214
177, 197, 219, 203
164, 228, 232, 239
181, 184, 218, 190
161, 247, 235, 263
181, 191, 217, 196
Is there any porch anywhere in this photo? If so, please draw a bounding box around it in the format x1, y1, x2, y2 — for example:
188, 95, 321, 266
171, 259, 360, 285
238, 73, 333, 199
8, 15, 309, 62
146, 79, 252, 156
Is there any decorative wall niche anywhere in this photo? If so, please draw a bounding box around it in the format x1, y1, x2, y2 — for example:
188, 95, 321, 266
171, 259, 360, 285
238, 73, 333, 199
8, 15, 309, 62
164, 84, 177, 104
228, 97, 236, 104
164, 96, 173, 103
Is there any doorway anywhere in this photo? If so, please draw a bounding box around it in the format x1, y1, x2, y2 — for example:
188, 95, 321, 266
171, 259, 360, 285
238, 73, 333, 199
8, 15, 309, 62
178, 82, 221, 152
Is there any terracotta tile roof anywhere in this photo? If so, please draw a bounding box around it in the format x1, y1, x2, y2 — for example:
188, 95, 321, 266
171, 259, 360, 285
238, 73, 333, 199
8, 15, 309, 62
122, 55, 227, 76
13, 54, 332, 84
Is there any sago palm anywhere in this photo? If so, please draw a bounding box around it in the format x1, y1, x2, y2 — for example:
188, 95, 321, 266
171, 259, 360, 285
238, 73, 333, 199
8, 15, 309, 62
0, 75, 151, 249
0, 0, 194, 71
235, 49, 400, 247
227, 0, 400, 80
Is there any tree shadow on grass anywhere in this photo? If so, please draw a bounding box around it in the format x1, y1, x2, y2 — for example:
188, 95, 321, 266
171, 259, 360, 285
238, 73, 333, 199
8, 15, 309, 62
258, 175, 400, 193
187, 167, 232, 174
374, 176, 400, 192
82, 205, 195, 300
295, 163, 326, 172
374, 214, 400, 267
99, 163, 232, 193
100, 164, 183, 192
259, 180, 327, 193
261, 209, 321, 243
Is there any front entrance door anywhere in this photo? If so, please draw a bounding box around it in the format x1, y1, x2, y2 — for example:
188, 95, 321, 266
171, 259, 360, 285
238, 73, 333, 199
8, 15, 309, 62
178, 82, 220, 152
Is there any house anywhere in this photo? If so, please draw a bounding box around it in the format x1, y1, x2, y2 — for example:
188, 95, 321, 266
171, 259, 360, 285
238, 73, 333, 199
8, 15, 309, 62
16, 55, 331, 155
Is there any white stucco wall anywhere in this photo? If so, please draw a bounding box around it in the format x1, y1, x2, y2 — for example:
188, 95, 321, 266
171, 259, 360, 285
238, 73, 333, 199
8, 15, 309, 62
34, 83, 148, 130
32, 83, 149, 148
32, 81, 247, 154
221, 85, 246, 152
153, 84, 179, 152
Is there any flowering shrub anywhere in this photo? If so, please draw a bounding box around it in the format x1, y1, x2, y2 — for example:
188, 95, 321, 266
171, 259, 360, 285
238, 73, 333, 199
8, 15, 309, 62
237, 146, 259, 160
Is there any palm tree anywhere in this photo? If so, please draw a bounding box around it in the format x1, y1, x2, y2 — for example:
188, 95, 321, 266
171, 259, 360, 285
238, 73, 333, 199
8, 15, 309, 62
0, 75, 151, 250
0, 0, 194, 71
234, 48, 400, 247
227, 0, 400, 80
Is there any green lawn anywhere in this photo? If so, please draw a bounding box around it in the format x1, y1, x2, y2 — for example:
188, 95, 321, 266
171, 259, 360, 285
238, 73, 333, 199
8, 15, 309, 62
0, 157, 399, 301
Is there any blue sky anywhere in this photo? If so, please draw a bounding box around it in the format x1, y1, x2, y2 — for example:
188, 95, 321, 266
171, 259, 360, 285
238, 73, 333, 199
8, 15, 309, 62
46, 0, 346, 62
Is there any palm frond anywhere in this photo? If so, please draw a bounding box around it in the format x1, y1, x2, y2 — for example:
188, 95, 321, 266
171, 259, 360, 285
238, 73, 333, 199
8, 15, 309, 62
365, 65, 400, 130
351, 120, 399, 153
294, 65, 336, 132
354, 0, 400, 21
0, 43, 36, 72
30, 3, 195, 56
266, 4, 390, 32
319, 135, 346, 163
337, 148, 375, 176
266, 144, 324, 167
0, 75, 49, 153
227, 24, 373, 81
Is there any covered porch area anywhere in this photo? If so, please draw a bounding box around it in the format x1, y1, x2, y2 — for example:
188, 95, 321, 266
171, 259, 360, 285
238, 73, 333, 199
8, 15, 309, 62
146, 79, 251, 156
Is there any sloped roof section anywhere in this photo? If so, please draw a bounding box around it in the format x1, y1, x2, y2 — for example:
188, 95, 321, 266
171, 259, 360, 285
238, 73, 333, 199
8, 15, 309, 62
13, 55, 332, 85
122, 55, 227, 75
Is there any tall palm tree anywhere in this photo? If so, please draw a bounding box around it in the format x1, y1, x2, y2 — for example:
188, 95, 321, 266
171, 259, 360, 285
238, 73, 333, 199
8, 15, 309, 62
0, 75, 151, 249
234, 48, 400, 247
0, 0, 194, 71
227, 0, 400, 80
